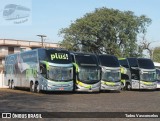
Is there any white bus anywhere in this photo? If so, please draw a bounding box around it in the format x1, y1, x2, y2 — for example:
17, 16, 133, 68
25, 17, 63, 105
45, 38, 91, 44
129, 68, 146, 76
4, 48, 73, 92
71, 53, 101, 92
98, 55, 121, 91
154, 62, 160, 89
3, 4, 30, 20
119, 57, 157, 90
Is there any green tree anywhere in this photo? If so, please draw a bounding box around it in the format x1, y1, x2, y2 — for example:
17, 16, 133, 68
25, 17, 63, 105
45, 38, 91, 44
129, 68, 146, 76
59, 7, 151, 57
153, 47, 160, 62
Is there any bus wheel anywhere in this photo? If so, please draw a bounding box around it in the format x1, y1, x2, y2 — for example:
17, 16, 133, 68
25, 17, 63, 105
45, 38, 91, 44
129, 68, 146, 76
30, 82, 34, 92
9, 80, 11, 89
126, 83, 131, 91
121, 82, 125, 90
34, 82, 40, 93
11, 81, 15, 89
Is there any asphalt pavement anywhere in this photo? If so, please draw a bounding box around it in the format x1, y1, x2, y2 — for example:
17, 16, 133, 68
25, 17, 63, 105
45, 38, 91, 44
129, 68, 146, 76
0, 88, 160, 121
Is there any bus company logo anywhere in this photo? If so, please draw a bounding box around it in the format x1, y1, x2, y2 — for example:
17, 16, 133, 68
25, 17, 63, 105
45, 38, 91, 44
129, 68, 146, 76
51, 53, 69, 60
0, 0, 32, 25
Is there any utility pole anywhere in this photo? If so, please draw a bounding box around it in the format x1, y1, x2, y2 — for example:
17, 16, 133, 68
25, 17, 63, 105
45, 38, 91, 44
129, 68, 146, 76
37, 35, 47, 48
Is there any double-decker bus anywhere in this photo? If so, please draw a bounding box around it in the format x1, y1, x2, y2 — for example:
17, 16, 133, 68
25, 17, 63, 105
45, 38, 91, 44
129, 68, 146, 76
154, 62, 160, 89
71, 53, 101, 92
98, 55, 121, 91
119, 57, 157, 90
4, 48, 73, 92
3, 4, 30, 20
155, 69, 160, 89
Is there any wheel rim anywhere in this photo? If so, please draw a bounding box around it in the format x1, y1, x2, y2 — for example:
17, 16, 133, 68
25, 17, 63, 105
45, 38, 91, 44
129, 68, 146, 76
127, 84, 131, 90
9, 81, 11, 89
11, 81, 14, 89
32, 84, 34, 92
30, 83, 34, 92
35, 83, 40, 93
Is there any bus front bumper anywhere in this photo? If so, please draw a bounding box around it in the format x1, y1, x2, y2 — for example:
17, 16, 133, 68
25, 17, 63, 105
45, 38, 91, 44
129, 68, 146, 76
140, 82, 157, 89
75, 86, 100, 92
101, 81, 121, 91
44, 81, 74, 91
75, 81, 100, 92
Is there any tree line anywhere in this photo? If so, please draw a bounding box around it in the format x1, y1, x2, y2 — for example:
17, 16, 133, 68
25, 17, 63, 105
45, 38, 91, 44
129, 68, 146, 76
59, 7, 160, 62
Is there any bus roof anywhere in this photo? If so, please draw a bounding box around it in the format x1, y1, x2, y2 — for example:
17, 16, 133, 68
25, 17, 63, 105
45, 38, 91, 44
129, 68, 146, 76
71, 52, 95, 55
72, 52, 98, 66
98, 54, 120, 67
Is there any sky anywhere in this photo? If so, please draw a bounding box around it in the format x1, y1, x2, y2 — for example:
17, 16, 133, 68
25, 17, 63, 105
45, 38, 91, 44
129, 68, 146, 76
0, 0, 159, 48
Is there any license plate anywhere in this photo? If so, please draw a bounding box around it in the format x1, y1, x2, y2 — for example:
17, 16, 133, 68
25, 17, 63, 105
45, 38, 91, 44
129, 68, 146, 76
59, 88, 64, 90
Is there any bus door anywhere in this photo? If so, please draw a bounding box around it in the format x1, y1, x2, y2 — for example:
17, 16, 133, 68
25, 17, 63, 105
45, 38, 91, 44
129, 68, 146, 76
130, 67, 140, 89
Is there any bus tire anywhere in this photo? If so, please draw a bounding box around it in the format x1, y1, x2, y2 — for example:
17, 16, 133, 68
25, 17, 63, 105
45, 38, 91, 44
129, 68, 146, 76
73, 82, 76, 92
30, 82, 34, 92
11, 80, 15, 89
126, 83, 131, 91
9, 80, 11, 89
34, 82, 40, 93
121, 82, 125, 90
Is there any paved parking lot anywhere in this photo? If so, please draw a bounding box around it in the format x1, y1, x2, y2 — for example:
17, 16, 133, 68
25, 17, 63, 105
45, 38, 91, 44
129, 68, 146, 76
0, 88, 160, 121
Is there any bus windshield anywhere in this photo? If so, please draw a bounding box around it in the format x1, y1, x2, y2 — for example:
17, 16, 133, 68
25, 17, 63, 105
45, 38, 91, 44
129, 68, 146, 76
99, 55, 119, 67
102, 70, 120, 82
141, 71, 156, 82
48, 66, 73, 81
138, 58, 155, 69
78, 67, 100, 83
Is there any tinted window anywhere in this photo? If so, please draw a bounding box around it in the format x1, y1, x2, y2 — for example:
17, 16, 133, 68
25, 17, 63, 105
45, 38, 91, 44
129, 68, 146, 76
119, 59, 129, 68
99, 55, 119, 67
75, 54, 98, 66
127, 58, 138, 67
138, 58, 155, 69
21, 51, 37, 62
38, 49, 46, 60
5, 54, 17, 64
